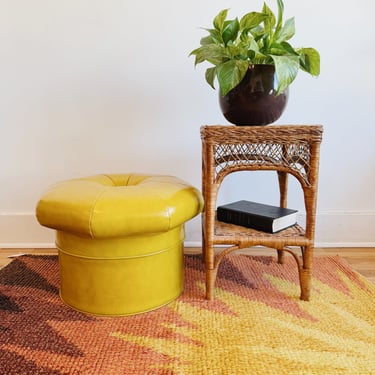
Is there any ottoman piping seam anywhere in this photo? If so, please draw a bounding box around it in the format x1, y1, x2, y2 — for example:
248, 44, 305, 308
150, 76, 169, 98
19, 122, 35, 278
88, 188, 106, 238
151, 182, 172, 230
102, 173, 131, 186
56, 241, 182, 260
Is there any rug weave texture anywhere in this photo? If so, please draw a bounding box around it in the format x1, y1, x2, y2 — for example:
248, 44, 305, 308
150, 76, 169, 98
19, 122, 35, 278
1, 254, 374, 375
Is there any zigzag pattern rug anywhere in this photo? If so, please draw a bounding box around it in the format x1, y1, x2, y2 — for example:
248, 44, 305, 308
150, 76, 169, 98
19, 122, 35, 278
1, 254, 374, 374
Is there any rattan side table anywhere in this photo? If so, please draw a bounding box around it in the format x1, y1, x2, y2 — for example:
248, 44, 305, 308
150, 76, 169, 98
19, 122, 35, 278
201, 125, 323, 301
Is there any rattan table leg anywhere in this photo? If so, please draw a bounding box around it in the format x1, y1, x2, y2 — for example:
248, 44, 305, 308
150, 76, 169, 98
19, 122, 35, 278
297, 245, 312, 301
277, 249, 285, 264
206, 266, 218, 300
299, 268, 312, 301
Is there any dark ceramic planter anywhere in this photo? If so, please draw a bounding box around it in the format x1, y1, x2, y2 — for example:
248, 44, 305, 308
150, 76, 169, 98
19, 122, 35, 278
219, 64, 289, 126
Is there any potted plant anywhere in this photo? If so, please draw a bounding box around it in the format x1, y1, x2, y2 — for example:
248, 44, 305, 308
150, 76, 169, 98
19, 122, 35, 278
189, 0, 320, 125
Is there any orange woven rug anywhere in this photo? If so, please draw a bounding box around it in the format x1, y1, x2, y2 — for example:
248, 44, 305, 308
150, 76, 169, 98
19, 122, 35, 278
1, 254, 374, 375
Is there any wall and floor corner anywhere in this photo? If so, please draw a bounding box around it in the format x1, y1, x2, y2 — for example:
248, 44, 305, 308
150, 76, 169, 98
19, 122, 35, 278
0, 212, 374, 248
1, 0, 375, 249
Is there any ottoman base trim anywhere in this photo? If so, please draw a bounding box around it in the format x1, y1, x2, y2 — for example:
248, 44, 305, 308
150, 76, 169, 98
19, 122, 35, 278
59, 289, 182, 317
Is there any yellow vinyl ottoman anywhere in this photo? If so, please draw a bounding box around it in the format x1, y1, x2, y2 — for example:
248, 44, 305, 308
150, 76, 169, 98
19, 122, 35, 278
36, 174, 203, 316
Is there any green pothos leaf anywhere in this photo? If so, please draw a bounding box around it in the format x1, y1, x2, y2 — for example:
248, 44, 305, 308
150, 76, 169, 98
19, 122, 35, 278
271, 54, 300, 94
205, 67, 217, 89
297, 47, 320, 76
217, 60, 249, 96
213, 9, 229, 32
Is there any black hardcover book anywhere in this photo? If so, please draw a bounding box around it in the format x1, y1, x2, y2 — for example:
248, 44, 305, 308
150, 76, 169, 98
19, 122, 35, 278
217, 200, 298, 233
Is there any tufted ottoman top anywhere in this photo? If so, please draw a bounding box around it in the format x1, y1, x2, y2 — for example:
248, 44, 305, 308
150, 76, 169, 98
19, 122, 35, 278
36, 174, 203, 238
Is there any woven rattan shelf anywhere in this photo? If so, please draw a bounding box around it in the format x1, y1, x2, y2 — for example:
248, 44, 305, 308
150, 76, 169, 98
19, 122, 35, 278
201, 125, 323, 301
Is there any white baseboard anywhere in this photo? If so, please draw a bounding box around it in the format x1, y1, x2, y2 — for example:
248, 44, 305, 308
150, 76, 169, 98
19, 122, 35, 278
1, 211, 374, 248
314, 211, 375, 247
0, 212, 55, 249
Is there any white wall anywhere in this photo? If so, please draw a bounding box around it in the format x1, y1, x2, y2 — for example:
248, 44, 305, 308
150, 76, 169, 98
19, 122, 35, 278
1, 0, 374, 248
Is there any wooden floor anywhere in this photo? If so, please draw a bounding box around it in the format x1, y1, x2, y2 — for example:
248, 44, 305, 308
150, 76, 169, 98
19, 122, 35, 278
1, 247, 375, 285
